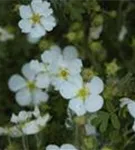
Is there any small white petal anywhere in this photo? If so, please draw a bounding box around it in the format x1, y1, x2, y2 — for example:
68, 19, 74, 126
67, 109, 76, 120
63, 46, 78, 60
8, 74, 26, 92
27, 34, 40, 44
88, 76, 104, 94
33, 106, 40, 118
21, 63, 36, 81
35, 73, 50, 89
41, 16, 56, 31
36, 114, 50, 126
68, 75, 83, 89
59, 81, 79, 99
30, 60, 44, 73
69, 99, 86, 116
19, 5, 32, 19
18, 111, 32, 122
10, 114, 18, 124
9, 126, 22, 138
22, 120, 39, 135
61, 144, 77, 150
68, 59, 82, 75
31, 0, 52, 17
120, 97, 133, 108
132, 121, 135, 132
41, 46, 61, 64
46, 145, 59, 150
15, 88, 32, 106
85, 95, 104, 113
30, 24, 46, 38
32, 89, 48, 105
18, 19, 32, 33
127, 101, 135, 118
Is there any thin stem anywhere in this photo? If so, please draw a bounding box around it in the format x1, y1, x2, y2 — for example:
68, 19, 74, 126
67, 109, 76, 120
22, 135, 28, 150
35, 134, 41, 150
123, 134, 135, 149
74, 124, 79, 148
7, 136, 11, 145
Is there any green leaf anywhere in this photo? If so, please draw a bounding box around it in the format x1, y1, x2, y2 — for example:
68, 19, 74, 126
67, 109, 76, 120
106, 100, 115, 113
111, 113, 120, 129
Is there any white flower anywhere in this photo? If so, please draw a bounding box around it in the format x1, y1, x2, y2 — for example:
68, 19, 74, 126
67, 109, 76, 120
8, 126, 23, 138
0, 27, 14, 42
22, 113, 50, 135
8, 63, 49, 106
18, 0, 56, 38
118, 26, 127, 42
90, 25, 103, 40
120, 97, 135, 118
120, 97, 135, 132
47, 45, 82, 90
60, 76, 104, 116
10, 110, 32, 124
0, 126, 23, 138
46, 144, 78, 150
31, 45, 82, 91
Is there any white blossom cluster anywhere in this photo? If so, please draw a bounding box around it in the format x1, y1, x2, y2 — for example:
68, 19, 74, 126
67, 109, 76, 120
8, 45, 104, 117
7, 45, 103, 149
0, 0, 106, 149
0, 107, 50, 137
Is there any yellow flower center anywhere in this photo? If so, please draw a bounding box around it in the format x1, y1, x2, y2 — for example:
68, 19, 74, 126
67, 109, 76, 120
59, 69, 69, 80
77, 87, 89, 100
31, 13, 41, 24
27, 81, 35, 90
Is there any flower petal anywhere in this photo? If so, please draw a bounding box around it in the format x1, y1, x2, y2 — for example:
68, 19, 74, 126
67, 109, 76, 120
69, 99, 86, 116
31, 0, 52, 16
15, 88, 32, 106
9, 126, 23, 138
63, 46, 78, 60
8, 74, 26, 92
59, 81, 79, 99
127, 101, 135, 118
46, 145, 59, 150
30, 24, 45, 38
30, 60, 44, 73
35, 73, 50, 89
18, 19, 32, 33
41, 45, 61, 64
88, 76, 104, 94
19, 5, 32, 19
61, 144, 77, 150
32, 89, 48, 105
22, 120, 39, 135
21, 63, 37, 81
68, 59, 82, 75
132, 120, 135, 132
85, 95, 104, 113
120, 97, 133, 108
40, 16, 56, 31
